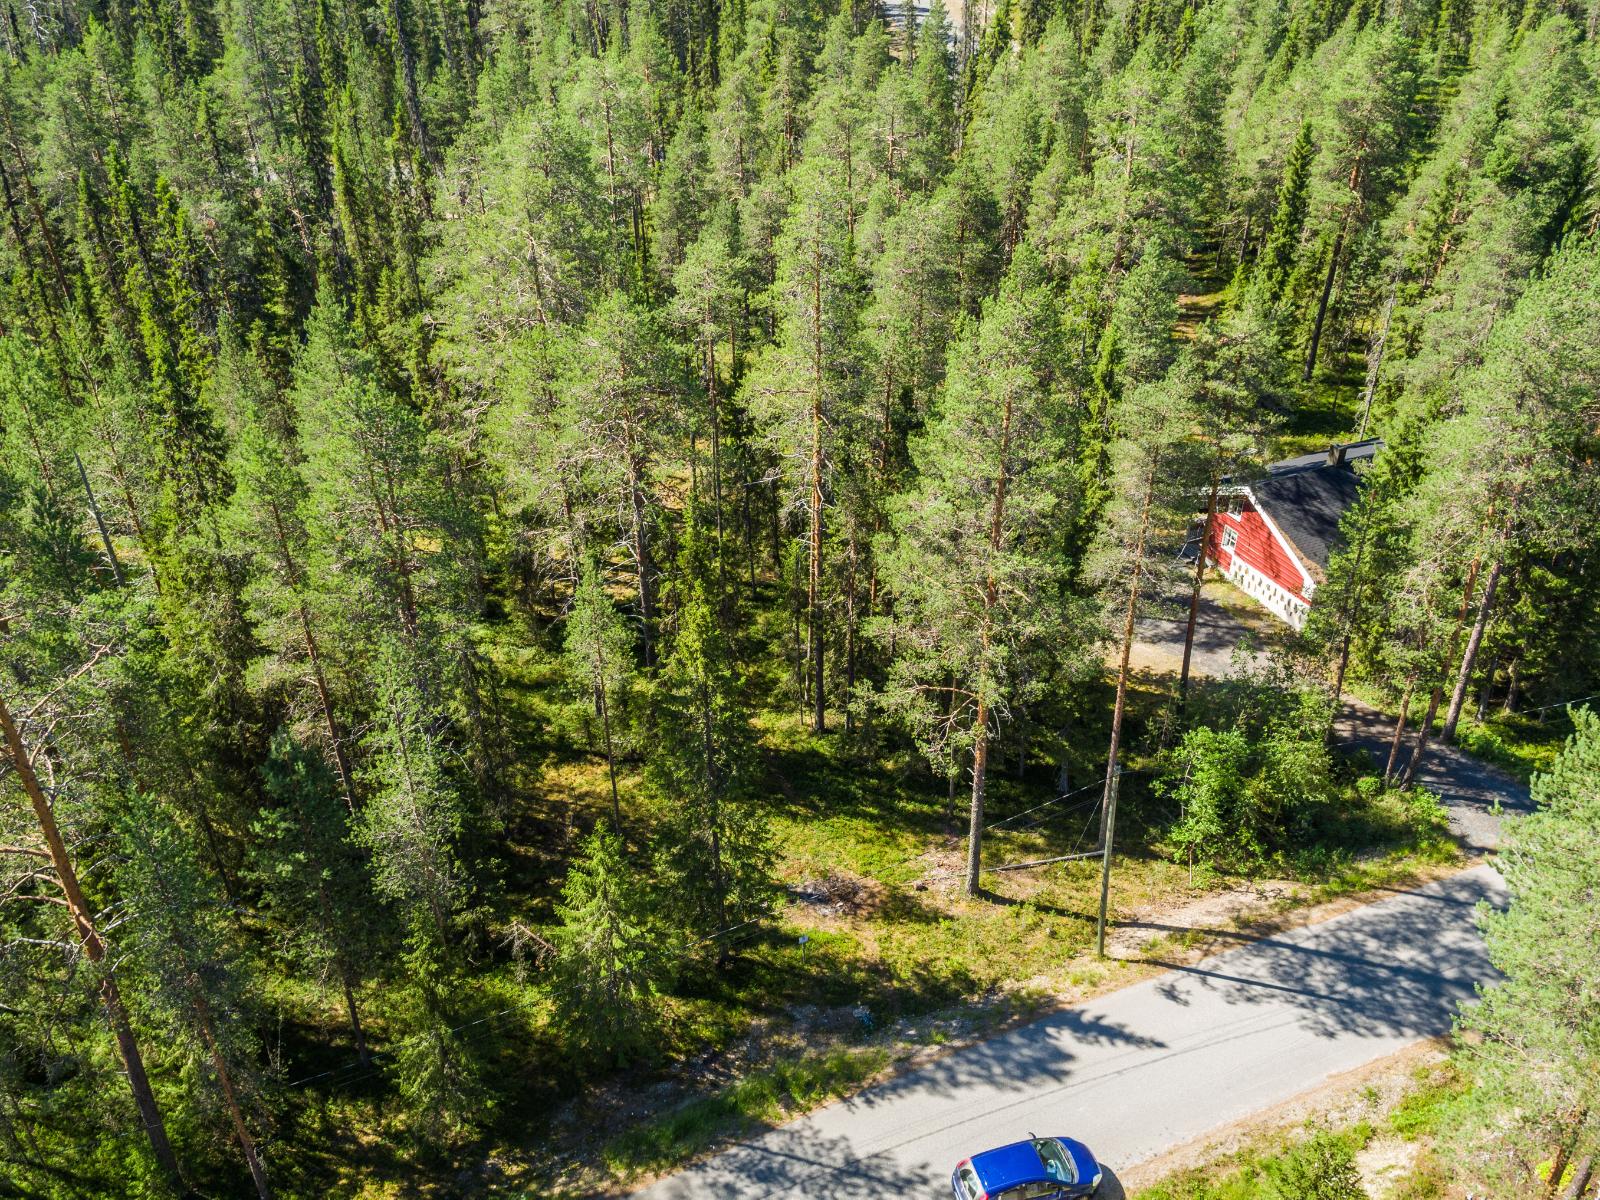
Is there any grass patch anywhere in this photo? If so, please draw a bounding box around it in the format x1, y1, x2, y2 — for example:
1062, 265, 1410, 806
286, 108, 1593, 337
1134, 1125, 1372, 1200
598, 1045, 892, 1177
1130, 1059, 1473, 1200
1388, 1063, 1468, 1142
1452, 714, 1566, 783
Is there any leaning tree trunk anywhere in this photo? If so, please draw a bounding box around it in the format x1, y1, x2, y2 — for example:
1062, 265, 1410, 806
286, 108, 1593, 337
0, 690, 184, 1188
1401, 686, 1442, 789
1302, 224, 1346, 382
192, 991, 272, 1199
1384, 674, 1416, 784
1442, 552, 1506, 744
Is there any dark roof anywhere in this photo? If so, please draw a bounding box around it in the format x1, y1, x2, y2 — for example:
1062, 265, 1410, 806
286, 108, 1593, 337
1267, 439, 1382, 476
1249, 441, 1382, 572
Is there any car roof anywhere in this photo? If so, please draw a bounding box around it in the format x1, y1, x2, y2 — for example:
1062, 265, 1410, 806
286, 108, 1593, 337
969, 1140, 1048, 1190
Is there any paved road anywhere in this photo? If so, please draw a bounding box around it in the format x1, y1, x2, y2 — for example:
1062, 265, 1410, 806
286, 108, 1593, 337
634, 868, 1504, 1200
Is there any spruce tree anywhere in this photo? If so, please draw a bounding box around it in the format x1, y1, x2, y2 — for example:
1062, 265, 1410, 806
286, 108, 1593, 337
650, 506, 776, 941
1252, 120, 1314, 305
550, 822, 673, 1065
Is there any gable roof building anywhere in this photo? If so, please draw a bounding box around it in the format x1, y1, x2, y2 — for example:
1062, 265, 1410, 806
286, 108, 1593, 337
1202, 439, 1381, 630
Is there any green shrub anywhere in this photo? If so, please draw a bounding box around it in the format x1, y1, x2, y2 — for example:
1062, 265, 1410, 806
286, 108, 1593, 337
1159, 666, 1338, 874
1263, 1129, 1368, 1200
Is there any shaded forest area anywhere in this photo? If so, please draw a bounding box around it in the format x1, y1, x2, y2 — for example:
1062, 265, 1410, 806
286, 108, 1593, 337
0, 0, 1597, 1189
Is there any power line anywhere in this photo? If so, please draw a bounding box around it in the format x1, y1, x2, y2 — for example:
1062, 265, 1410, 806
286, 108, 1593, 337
1516, 691, 1600, 716
985, 771, 1113, 838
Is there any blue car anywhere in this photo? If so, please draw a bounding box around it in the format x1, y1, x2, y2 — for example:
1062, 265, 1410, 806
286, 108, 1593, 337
951, 1136, 1103, 1199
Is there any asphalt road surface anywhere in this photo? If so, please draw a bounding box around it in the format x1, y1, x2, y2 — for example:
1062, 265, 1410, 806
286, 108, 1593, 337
634, 867, 1504, 1200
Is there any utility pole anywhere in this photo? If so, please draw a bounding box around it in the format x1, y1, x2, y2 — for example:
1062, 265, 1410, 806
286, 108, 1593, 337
1096, 767, 1121, 960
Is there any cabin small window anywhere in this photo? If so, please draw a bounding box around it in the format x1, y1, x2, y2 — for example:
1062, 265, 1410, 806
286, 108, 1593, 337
1222, 527, 1238, 551
1228, 495, 1243, 515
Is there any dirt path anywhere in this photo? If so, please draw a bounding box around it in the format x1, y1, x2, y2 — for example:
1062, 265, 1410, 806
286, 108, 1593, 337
1128, 582, 1534, 854
1333, 698, 1532, 854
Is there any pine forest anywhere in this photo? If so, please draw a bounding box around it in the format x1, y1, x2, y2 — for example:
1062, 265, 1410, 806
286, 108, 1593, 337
0, 0, 1597, 1191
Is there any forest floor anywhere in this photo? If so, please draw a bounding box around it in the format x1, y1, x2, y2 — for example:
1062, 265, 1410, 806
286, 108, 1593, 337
284, 585, 1458, 1198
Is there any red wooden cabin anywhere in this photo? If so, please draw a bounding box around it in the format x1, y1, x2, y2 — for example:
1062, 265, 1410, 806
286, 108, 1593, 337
1202, 440, 1381, 630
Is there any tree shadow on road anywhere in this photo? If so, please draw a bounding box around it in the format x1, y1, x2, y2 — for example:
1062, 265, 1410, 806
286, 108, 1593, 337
1143, 871, 1504, 1042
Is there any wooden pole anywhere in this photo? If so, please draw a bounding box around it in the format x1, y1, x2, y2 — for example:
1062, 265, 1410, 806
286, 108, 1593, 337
1096, 767, 1121, 960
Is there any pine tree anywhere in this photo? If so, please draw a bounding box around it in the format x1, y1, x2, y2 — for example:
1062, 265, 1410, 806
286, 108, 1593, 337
1088, 345, 1210, 844
557, 291, 686, 666
874, 250, 1089, 896
1453, 708, 1600, 1194
671, 228, 745, 581
743, 150, 866, 732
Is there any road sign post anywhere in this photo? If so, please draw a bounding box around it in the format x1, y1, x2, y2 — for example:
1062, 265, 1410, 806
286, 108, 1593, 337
1096, 767, 1121, 960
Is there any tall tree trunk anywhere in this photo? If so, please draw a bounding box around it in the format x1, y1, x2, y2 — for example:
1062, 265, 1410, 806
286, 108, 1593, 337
75, 452, 126, 587
1384, 674, 1416, 784
341, 977, 371, 1067
1442, 552, 1505, 744
270, 495, 356, 811
808, 240, 826, 734
965, 701, 990, 897
389, 0, 435, 169
628, 456, 656, 668
1401, 686, 1442, 789
191, 992, 272, 1199
1501, 656, 1521, 715
843, 532, 858, 736
0, 690, 184, 1188
1103, 466, 1157, 844
704, 305, 726, 597
1178, 478, 1218, 709
1404, 563, 1479, 783
597, 670, 620, 828
1302, 225, 1345, 382
965, 391, 1015, 895
1329, 510, 1373, 705
1357, 279, 1396, 438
